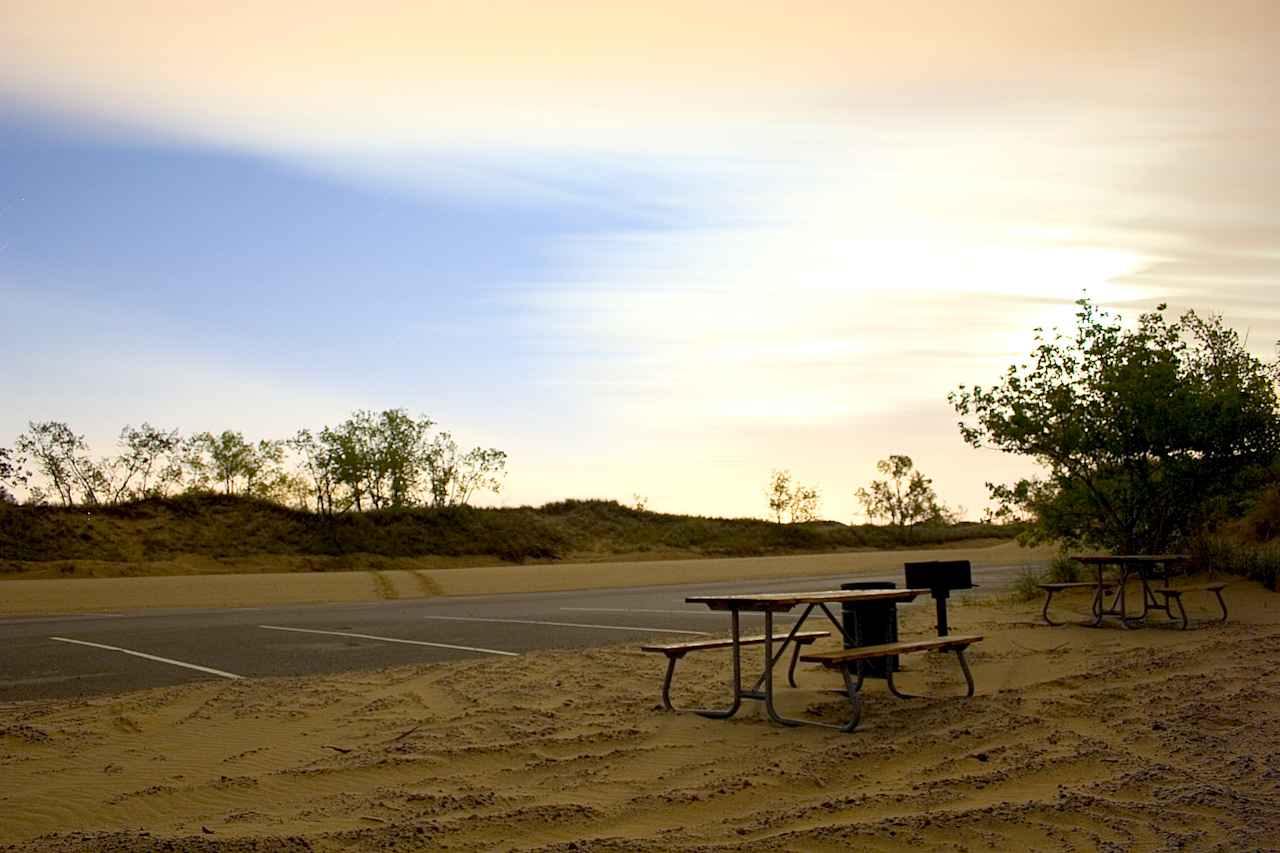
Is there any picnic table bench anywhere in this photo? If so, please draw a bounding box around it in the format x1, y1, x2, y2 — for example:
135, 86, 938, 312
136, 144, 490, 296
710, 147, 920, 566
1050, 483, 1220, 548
641, 631, 829, 713
801, 634, 982, 732
1039, 581, 1115, 626
1151, 583, 1229, 629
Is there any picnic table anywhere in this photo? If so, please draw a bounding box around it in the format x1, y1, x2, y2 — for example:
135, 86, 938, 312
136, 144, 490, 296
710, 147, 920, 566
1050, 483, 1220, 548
1057, 554, 1190, 627
655, 588, 981, 731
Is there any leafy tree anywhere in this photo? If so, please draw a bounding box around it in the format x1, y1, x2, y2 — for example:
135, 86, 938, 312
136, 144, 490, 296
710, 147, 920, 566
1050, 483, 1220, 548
318, 419, 370, 511
245, 439, 294, 503
15, 421, 106, 505
101, 423, 183, 502
949, 298, 1280, 553
295, 410, 506, 511
766, 470, 792, 523
788, 483, 821, 523
184, 431, 286, 498
288, 428, 342, 514
855, 455, 946, 539
185, 431, 250, 494
0, 447, 28, 503
372, 409, 434, 508
318, 409, 436, 510
424, 432, 508, 508
764, 469, 821, 523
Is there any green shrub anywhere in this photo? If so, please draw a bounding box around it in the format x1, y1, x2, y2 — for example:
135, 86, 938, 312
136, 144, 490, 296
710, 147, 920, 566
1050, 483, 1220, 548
1046, 553, 1081, 584
1191, 537, 1280, 591
1010, 566, 1044, 602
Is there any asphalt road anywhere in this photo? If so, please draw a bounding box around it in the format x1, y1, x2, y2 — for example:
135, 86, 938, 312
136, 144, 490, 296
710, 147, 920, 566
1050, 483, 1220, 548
0, 562, 1035, 702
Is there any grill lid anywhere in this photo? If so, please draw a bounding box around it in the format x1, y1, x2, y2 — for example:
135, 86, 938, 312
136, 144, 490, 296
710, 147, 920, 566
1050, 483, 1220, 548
903, 560, 973, 592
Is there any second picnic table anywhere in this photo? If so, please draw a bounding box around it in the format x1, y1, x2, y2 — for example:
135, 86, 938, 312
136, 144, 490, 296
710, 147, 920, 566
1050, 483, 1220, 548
1066, 554, 1189, 627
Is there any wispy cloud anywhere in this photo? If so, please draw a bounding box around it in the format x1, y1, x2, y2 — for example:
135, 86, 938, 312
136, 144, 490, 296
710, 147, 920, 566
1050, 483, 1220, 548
2, 1, 1277, 519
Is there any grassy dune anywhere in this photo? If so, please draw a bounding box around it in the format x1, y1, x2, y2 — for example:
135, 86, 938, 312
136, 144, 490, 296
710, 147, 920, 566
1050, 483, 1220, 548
0, 494, 1019, 579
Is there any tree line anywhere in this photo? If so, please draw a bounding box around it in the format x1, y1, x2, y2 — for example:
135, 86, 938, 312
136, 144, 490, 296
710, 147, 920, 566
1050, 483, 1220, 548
766, 454, 954, 540
0, 409, 507, 514
6, 297, 1274, 560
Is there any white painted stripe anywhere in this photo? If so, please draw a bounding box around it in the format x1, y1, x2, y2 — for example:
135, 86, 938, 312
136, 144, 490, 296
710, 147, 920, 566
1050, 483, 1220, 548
49, 637, 243, 680
422, 615, 707, 635
258, 624, 518, 657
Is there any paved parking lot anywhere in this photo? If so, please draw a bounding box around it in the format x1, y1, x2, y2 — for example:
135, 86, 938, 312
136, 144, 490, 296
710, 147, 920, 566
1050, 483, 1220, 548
0, 563, 1033, 702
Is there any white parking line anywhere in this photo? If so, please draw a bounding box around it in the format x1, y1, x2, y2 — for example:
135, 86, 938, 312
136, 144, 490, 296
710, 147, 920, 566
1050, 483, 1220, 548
259, 625, 518, 657
49, 637, 243, 680
421, 615, 707, 635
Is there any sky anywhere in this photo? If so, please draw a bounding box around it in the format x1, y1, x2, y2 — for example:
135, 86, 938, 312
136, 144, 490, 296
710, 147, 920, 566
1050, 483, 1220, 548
2, 1, 1278, 520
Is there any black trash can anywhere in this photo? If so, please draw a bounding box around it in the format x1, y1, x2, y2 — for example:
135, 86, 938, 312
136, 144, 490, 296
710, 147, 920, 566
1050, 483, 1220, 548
840, 581, 900, 677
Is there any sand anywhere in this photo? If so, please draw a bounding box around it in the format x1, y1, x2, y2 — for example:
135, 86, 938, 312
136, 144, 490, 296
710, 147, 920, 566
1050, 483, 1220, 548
0, 541, 1053, 617
2, 577, 1278, 852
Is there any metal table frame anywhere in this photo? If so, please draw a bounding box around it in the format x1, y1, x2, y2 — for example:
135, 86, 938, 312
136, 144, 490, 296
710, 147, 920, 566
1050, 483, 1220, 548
1070, 554, 1189, 628
683, 589, 927, 730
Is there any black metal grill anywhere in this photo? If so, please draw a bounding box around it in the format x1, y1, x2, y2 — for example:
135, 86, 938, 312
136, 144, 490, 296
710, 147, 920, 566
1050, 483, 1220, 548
903, 560, 974, 636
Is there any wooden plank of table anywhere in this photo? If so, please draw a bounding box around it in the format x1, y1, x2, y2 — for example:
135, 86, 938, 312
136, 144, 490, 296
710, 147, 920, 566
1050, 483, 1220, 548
1071, 554, 1190, 564
685, 588, 928, 612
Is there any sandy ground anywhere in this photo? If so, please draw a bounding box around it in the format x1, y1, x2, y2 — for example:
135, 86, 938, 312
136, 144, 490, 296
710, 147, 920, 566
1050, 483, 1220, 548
0, 541, 1052, 616
2, 578, 1278, 852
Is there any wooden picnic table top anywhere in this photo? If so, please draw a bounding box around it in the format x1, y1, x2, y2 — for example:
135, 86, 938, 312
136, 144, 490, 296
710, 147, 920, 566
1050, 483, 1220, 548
1070, 554, 1190, 565
686, 588, 929, 612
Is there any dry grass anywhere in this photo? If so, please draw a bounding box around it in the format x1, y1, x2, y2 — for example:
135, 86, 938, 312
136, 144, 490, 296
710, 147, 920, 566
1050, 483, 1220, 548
0, 495, 1021, 579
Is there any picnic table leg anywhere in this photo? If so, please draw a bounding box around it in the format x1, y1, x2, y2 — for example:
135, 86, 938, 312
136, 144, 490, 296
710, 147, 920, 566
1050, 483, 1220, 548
816, 602, 857, 645
1090, 583, 1105, 619
1158, 566, 1180, 622
1088, 565, 1108, 627
749, 604, 816, 693
659, 652, 683, 711
1143, 563, 1167, 616
837, 664, 865, 733
1134, 564, 1153, 621
672, 608, 743, 719
785, 638, 807, 689
954, 648, 976, 697
760, 611, 849, 730
1095, 563, 1139, 629
1171, 594, 1190, 630
885, 648, 976, 699
1212, 587, 1229, 624
1114, 565, 1127, 618
1157, 561, 1177, 619
1120, 564, 1147, 627
761, 611, 796, 727
1041, 588, 1064, 626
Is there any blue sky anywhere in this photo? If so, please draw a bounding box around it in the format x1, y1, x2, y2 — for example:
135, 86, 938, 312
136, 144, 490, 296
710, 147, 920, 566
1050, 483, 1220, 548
2, 1, 1278, 519
1, 108, 662, 401
1, 106, 710, 463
